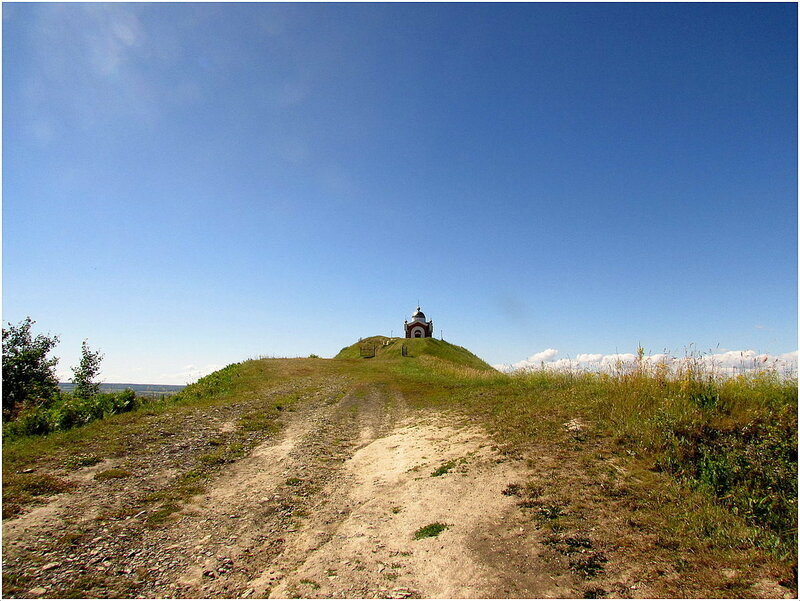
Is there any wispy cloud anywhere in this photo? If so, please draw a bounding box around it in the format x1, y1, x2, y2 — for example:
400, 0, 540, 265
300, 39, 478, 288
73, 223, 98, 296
494, 348, 799, 376
16, 4, 203, 138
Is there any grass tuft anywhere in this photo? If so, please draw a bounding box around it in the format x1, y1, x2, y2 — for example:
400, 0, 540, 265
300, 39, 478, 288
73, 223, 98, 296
413, 522, 449, 540
431, 459, 458, 477
94, 468, 131, 481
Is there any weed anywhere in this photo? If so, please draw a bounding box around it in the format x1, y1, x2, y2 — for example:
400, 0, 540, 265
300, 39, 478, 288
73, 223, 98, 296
525, 483, 545, 498
536, 504, 564, 521
285, 477, 302, 486
502, 483, 522, 496
583, 586, 607, 598
3, 472, 73, 516
299, 578, 320, 589
545, 534, 593, 555
391, 506, 403, 514
64, 454, 102, 468
94, 468, 131, 481
238, 409, 280, 432
145, 503, 181, 526
413, 522, 449, 540
431, 459, 458, 477
570, 552, 608, 579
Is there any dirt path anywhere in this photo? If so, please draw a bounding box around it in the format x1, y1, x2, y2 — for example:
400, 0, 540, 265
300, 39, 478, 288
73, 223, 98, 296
136, 385, 563, 599
4, 377, 582, 598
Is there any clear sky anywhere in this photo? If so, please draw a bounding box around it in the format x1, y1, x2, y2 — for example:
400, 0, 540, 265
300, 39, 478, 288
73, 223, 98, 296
4, 3, 797, 383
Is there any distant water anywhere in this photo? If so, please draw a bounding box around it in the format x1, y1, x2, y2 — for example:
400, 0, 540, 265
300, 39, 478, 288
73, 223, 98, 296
58, 382, 185, 396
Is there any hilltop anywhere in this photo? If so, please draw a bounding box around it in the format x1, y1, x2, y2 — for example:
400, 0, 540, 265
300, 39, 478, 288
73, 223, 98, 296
335, 336, 495, 371
2, 342, 796, 599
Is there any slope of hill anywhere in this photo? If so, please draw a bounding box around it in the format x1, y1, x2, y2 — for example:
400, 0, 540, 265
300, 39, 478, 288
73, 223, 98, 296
335, 336, 495, 371
2, 344, 796, 599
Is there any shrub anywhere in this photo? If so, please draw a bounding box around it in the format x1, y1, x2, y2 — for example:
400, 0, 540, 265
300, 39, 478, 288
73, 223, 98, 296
2, 389, 142, 440
2, 318, 60, 421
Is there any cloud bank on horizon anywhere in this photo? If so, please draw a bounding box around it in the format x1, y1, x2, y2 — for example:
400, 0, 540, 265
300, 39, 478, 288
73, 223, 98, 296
494, 348, 799, 376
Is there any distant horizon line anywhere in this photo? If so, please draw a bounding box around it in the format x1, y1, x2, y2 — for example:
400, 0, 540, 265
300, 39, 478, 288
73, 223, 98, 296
58, 382, 186, 389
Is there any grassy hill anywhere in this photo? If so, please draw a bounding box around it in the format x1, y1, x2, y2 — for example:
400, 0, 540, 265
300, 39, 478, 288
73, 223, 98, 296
335, 336, 495, 371
3, 339, 797, 597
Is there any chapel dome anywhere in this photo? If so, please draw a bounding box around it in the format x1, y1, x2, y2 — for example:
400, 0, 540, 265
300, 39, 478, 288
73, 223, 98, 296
411, 307, 426, 321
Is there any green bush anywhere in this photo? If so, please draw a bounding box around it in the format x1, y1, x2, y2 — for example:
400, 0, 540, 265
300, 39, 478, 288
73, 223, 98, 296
2, 389, 142, 440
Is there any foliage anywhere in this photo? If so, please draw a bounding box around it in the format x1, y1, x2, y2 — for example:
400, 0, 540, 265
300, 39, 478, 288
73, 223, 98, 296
2, 317, 60, 421
2, 361, 247, 442
2, 389, 140, 439
71, 340, 103, 399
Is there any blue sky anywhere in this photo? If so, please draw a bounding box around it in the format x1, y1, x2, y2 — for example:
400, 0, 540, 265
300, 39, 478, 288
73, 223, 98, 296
4, 3, 797, 383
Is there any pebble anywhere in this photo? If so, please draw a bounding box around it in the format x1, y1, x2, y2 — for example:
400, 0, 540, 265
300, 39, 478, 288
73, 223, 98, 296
41, 562, 58, 571
27, 587, 47, 597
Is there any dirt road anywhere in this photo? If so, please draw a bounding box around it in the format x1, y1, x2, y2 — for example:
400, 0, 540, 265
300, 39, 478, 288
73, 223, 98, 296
3, 372, 590, 598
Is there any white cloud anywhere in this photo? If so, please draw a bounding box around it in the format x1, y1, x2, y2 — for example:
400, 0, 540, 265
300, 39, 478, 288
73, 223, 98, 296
528, 348, 559, 363
494, 348, 561, 372
495, 348, 798, 377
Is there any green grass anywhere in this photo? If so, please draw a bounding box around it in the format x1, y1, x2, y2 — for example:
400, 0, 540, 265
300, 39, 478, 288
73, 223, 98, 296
431, 459, 458, 477
386, 354, 797, 561
93, 468, 131, 481
3, 472, 74, 518
413, 522, 449, 539
335, 336, 495, 371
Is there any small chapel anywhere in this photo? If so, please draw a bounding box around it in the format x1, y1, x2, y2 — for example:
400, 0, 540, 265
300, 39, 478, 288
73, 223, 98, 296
404, 306, 433, 338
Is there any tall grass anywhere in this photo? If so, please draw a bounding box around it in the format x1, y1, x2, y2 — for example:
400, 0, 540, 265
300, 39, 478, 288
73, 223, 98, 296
518, 360, 796, 557
390, 351, 797, 558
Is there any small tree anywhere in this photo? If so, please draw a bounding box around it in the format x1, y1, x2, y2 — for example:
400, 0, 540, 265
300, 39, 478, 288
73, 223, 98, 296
2, 317, 60, 421
71, 340, 103, 399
